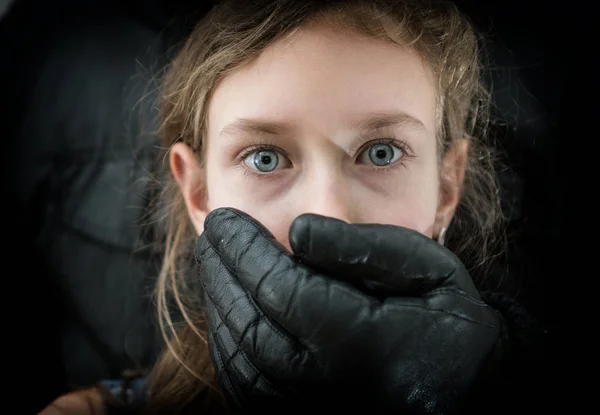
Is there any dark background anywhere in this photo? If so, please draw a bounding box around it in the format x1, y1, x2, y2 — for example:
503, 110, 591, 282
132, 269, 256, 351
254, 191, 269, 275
1, 0, 589, 412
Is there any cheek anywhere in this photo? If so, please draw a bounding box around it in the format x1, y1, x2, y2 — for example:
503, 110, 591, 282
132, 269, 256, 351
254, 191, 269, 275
356, 172, 440, 238
205, 177, 294, 250
370, 201, 437, 238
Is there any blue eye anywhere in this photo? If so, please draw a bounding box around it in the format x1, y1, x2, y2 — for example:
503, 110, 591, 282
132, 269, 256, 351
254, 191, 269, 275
359, 143, 403, 166
244, 149, 280, 172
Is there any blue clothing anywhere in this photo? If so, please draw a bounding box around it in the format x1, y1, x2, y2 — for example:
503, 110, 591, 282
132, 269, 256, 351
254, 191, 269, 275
101, 376, 148, 412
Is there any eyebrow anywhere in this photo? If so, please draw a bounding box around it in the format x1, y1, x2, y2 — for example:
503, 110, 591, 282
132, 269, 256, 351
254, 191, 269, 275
350, 111, 426, 132
219, 111, 426, 137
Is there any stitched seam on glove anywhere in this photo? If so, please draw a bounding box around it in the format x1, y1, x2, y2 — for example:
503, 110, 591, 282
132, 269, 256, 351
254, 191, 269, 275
202, 222, 314, 352
208, 330, 244, 410
210, 305, 283, 408
386, 302, 502, 331
425, 287, 488, 306
201, 274, 315, 387
201, 268, 307, 356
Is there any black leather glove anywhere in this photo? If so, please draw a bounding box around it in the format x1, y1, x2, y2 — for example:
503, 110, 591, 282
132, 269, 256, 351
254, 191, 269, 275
196, 207, 508, 414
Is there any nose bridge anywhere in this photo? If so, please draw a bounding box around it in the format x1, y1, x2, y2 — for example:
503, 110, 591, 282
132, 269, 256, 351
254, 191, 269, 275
300, 167, 353, 223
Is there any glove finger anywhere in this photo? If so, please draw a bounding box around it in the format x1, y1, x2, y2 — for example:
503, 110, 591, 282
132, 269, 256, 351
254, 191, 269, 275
198, 221, 326, 382
288, 213, 479, 298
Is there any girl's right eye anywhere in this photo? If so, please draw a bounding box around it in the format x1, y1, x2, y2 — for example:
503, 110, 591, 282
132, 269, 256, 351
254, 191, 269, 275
242, 147, 290, 173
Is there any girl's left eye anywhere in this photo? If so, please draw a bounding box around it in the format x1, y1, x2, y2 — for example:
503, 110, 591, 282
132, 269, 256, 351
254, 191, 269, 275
357, 142, 404, 166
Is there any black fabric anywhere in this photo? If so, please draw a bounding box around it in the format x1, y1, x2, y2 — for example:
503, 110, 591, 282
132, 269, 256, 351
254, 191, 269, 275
1, 2, 190, 412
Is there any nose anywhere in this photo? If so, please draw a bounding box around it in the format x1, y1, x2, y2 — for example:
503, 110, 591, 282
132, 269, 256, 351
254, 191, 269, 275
296, 173, 354, 224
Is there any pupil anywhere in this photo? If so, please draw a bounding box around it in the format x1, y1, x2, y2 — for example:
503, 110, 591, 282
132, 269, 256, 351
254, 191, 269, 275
369, 144, 393, 166
254, 150, 278, 172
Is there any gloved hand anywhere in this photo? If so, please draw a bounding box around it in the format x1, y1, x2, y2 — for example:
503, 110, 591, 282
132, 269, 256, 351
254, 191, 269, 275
196, 207, 508, 415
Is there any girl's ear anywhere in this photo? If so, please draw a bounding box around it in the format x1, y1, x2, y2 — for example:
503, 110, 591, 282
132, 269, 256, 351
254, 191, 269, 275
433, 138, 468, 239
170, 142, 210, 235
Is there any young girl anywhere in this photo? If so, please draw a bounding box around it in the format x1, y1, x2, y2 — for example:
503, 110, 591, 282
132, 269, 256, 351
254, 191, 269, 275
41, 0, 545, 413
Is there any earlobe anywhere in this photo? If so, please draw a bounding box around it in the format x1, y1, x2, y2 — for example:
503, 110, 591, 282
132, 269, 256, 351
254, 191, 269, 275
169, 142, 209, 235
434, 139, 469, 238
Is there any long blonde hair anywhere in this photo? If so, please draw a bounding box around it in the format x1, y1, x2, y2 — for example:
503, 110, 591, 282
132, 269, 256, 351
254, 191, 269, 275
146, 0, 504, 412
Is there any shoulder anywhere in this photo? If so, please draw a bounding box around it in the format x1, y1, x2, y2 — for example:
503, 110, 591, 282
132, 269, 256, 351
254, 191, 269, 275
38, 388, 104, 415
38, 377, 149, 415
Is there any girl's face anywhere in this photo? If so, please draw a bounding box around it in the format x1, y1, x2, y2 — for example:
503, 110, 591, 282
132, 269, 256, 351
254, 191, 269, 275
172, 23, 467, 252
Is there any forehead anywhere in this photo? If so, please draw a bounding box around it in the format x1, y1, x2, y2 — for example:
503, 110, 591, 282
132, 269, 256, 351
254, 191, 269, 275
208, 23, 437, 138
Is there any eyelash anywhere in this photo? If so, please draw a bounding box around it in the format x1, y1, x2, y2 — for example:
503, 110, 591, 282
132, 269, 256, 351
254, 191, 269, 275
236, 138, 413, 181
